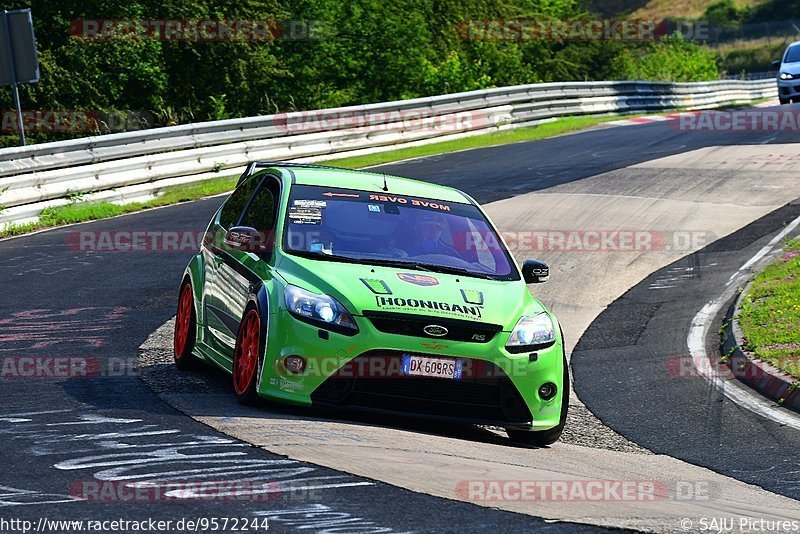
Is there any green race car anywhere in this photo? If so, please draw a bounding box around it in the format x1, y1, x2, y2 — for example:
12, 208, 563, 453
174, 162, 568, 445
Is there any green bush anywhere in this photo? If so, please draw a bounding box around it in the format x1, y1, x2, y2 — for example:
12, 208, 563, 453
608, 34, 719, 82
703, 0, 750, 30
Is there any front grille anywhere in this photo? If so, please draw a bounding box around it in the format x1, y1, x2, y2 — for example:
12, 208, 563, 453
311, 351, 531, 426
363, 311, 502, 343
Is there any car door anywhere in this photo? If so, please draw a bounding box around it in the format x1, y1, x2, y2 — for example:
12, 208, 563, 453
202, 175, 262, 354
206, 174, 282, 354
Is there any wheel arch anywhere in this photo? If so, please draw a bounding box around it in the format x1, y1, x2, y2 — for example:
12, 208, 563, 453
241, 282, 272, 397
180, 254, 205, 335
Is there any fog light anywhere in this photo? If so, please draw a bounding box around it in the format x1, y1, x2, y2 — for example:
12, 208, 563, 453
538, 382, 557, 400
284, 356, 306, 374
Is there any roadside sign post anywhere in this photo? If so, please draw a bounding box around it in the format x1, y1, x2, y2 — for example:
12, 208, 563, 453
0, 9, 40, 146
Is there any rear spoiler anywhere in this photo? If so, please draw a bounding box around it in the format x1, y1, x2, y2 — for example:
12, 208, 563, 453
235, 161, 353, 187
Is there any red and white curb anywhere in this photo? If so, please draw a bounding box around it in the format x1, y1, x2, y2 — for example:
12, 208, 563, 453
728, 282, 800, 412
604, 100, 781, 127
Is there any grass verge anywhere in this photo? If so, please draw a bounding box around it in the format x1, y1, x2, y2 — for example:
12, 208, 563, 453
0, 175, 238, 238
738, 237, 800, 378
323, 115, 622, 169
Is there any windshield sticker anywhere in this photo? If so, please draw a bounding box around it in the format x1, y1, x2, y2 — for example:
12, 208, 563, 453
375, 296, 482, 319
310, 242, 333, 255
461, 289, 485, 305
368, 204, 381, 213
397, 273, 439, 286
287, 206, 322, 225
294, 199, 327, 208
368, 194, 452, 212
360, 278, 392, 295
322, 191, 360, 198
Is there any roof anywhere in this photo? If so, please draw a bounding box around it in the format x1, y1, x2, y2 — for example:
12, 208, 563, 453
261, 165, 472, 204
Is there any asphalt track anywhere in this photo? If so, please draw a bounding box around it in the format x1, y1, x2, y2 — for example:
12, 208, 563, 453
2, 104, 800, 532
572, 200, 800, 499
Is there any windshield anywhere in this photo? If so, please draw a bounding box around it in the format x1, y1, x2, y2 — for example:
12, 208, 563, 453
282, 184, 518, 280
785, 46, 800, 63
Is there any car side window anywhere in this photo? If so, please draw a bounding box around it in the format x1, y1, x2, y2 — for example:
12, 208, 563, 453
239, 177, 280, 233
218, 177, 259, 229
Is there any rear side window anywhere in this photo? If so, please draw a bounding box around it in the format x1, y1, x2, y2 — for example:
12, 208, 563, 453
218, 177, 259, 229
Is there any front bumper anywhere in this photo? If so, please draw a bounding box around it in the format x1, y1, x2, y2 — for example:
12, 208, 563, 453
311, 351, 533, 428
260, 309, 565, 430
777, 78, 800, 99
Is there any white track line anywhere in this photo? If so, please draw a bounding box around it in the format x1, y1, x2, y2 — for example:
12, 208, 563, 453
687, 212, 800, 430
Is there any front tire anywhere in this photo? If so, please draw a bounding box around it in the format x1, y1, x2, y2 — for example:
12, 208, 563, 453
232, 307, 264, 405
174, 280, 200, 370
506, 353, 570, 447
780, 98, 790, 105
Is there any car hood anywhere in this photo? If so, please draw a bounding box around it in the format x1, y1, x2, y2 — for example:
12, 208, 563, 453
275, 255, 544, 329
780, 62, 800, 75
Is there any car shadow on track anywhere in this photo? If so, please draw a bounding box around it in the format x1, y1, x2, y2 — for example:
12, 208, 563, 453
135, 355, 546, 449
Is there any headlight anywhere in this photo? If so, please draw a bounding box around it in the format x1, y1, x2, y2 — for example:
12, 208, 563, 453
284, 285, 358, 334
780, 72, 793, 80
506, 312, 556, 352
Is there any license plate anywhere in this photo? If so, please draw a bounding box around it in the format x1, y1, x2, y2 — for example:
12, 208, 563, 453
401, 354, 463, 380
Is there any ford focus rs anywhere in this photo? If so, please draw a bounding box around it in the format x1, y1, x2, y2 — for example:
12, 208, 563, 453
174, 162, 568, 445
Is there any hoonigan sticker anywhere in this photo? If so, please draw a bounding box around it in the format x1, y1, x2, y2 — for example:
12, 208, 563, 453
374, 295, 483, 319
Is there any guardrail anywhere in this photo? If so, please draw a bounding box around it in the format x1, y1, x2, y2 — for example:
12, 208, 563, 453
0, 78, 777, 227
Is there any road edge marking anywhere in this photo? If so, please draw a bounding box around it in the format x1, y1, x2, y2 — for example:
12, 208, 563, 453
687, 212, 800, 430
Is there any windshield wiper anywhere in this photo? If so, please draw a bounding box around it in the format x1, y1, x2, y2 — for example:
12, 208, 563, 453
411, 263, 494, 279
288, 249, 356, 263
337, 256, 435, 271
288, 250, 426, 269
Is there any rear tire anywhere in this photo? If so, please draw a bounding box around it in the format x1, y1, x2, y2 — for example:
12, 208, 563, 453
174, 280, 200, 370
780, 98, 790, 105
506, 353, 570, 447
232, 306, 264, 405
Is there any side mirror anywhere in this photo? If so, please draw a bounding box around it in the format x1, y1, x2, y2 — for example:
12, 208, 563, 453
224, 226, 273, 254
772, 60, 781, 69
522, 259, 549, 284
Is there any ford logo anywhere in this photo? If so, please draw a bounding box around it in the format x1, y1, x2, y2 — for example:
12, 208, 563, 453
423, 325, 448, 337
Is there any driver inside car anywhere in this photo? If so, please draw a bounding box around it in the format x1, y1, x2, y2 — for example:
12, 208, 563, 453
407, 213, 461, 257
